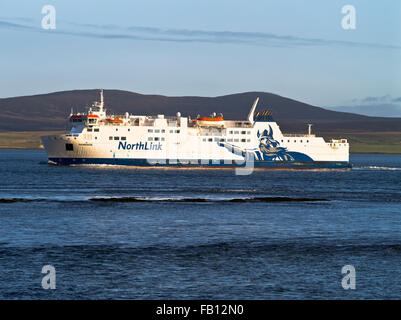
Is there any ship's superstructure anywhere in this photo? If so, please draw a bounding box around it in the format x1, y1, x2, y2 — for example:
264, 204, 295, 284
41, 90, 350, 169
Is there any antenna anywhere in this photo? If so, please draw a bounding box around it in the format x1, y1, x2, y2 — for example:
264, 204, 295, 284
99, 89, 104, 111
308, 124, 313, 136
247, 97, 259, 123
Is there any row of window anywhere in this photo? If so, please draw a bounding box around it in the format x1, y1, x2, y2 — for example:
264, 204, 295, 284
228, 130, 251, 135
109, 136, 127, 141
109, 136, 169, 142
90, 128, 252, 135
148, 137, 165, 141
281, 140, 310, 143
71, 119, 97, 124
148, 129, 181, 134
114, 128, 130, 132
202, 138, 251, 143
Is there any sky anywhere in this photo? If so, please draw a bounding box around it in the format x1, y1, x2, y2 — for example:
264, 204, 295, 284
1, 0, 401, 115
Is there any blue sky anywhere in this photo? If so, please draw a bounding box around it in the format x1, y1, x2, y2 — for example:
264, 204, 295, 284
1, 0, 401, 113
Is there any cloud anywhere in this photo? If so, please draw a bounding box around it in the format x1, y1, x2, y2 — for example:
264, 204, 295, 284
327, 104, 401, 117
360, 95, 392, 104
1, 17, 401, 50
327, 95, 401, 117
0, 16, 34, 23
0, 20, 32, 30
349, 95, 398, 105
63, 20, 401, 50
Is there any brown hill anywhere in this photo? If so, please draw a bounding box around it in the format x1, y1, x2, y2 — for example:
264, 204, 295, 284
1, 89, 400, 134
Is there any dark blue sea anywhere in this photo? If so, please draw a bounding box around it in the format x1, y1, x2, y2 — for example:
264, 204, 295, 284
0, 149, 400, 299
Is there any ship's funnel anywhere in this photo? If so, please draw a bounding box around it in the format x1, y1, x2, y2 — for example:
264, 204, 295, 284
247, 97, 259, 123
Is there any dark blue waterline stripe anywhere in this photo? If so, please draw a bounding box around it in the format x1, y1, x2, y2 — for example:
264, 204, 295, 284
49, 158, 352, 169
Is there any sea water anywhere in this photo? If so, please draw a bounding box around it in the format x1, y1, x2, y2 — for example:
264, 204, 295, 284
0, 150, 400, 299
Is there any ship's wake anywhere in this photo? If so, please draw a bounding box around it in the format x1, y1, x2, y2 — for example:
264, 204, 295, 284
354, 166, 401, 171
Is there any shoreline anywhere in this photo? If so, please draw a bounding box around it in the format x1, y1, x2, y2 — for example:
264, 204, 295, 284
350, 152, 401, 155
0, 147, 44, 150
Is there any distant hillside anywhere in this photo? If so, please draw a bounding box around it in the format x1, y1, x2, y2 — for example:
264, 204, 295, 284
326, 104, 401, 118
1, 89, 401, 134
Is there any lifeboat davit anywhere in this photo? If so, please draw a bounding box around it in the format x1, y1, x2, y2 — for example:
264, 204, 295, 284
196, 115, 224, 126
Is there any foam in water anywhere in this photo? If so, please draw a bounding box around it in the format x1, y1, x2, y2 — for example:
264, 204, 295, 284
88, 196, 329, 203
354, 166, 401, 171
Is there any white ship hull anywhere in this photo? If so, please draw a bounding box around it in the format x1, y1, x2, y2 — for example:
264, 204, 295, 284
41, 90, 351, 169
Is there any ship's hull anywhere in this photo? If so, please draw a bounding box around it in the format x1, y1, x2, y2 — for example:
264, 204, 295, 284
41, 107, 350, 170
48, 157, 351, 169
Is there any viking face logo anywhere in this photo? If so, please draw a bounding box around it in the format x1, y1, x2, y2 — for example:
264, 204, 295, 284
218, 124, 314, 162
258, 126, 280, 149
256, 126, 293, 160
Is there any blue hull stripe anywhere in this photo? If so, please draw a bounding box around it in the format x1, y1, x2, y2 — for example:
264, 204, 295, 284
49, 158, 352, 169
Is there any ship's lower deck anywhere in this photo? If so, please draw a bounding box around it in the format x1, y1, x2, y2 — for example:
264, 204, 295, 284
48, 157, 352, 169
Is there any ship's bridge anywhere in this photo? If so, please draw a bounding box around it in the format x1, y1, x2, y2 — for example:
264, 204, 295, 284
69, 114, 99, 125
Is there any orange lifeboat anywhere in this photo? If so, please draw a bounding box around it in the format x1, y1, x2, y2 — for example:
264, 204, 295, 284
198, 116, 224, 122
106, 117, 123, 124
196, 115, 224, 126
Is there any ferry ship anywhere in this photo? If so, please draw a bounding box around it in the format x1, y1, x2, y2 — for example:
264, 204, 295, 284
41, 90, 351, 169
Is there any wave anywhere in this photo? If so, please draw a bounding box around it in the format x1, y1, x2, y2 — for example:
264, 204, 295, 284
0, 198, 47, 203
89, 196, 329, 203
0, 196, 329, 204
229, 196, 328, 202
2, 239, 400, 257
354, 166, 401, 171
90, 197, 209, 203
0, 197, 88, 204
